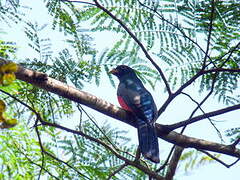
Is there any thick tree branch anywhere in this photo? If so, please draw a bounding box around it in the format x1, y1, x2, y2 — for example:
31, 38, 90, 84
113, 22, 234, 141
156, 124, 240, 158
165, 146, 184, 180
4, 62, 237, 158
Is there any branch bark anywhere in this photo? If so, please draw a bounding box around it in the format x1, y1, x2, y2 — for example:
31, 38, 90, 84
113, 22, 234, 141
3, 60, 238, 159
165, 146, 184, 180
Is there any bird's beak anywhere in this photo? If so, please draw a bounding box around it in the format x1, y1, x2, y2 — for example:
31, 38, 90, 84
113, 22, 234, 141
109, 68, 118, 75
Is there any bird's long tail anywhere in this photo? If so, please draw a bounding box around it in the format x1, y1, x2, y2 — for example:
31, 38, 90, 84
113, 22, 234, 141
137, 119, 160, 163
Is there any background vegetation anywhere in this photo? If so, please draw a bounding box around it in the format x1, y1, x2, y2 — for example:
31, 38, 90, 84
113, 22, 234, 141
0, 0, 239, 179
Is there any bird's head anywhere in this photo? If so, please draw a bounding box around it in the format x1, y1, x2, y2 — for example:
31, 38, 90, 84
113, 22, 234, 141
110, 65, 136, 79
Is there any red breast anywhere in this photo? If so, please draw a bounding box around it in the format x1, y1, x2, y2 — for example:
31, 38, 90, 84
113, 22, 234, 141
117, 96, 133, 112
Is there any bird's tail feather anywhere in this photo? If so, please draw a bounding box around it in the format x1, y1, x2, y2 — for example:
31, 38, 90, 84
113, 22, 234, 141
137, 119, 160, 163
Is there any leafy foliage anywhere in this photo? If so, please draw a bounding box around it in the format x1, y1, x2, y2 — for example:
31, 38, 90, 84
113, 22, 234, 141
0, 0, 21, 25
0, 40, 16, 59
225, 127, 240, 144
74, 0, 240, 104
0, 124, 41, 179
180, 150, 220, 173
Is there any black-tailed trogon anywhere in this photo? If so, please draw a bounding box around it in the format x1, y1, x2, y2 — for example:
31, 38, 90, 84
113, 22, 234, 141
110, 65, 159, 163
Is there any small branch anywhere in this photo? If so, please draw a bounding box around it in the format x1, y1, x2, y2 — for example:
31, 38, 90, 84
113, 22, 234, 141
35, 116, 90, 179
12, 142, 60, 180
199, 150, 240, 168
40, 121, 165, 180
77, 104, 119, 150
181, 92, 223, 142
156, 124, 240, 158
43, 149, 90, 179
165, 104, 240, 131
158, 67, 239, 116
204, 68, 240, 74
136, 0, 215, 67
158, 66, 239, 117
35, 126, 45, 180
156, 145, 176, 172
92, 0, 172, 95
158, 70, 204, 116
231, 138, 240, 147
206, 41, 240, 67
107, 163, 128, 180
219, 41, 240, 68
134, 147, 141, 162
162, 76, 214, 179
180, 75, 216, 133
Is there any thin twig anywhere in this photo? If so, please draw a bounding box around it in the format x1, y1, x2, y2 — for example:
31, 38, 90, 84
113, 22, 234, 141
43, 150, 90, 179
158, 76, 218, 176
181, 92, 223, 142
77, 104, 119, 150
77, 104, 144, 164
35, 124, 46, 180
136, 0, 215, 68
202, 0, 215, 68
203, 68, 240, 74
179, 74, 217, 135
164, 103, 240, 131
76, 103, 83, 129
40, 121, 164, 179
219, 41, 240, 68
13, 142, 60, 180
158, 67, 240, 117
156, 145, 176, 172
61, 0, 96, 6
199, 150, 240, 168
92, 0, 172, 95
231, 138, 240, 147
107, 163, 128, 180
206, 41, 240, 68
35, 120, 90, 179
134, 147, 141, 162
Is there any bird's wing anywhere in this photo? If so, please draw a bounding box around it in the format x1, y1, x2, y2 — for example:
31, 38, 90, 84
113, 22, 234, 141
117, 80, 157, 122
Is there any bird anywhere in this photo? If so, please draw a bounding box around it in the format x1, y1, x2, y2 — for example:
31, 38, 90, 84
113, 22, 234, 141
110, 65, 160, 163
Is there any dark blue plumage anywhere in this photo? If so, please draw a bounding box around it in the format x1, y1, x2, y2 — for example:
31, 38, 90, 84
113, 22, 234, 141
110, 65, 160, 163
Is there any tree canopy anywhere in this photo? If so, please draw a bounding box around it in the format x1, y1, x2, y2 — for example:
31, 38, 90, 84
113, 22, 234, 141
0, 0, 239, 179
